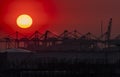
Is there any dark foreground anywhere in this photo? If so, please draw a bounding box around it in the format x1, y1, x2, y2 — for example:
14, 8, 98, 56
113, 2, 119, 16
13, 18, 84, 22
0, 49, 120, 77
0, 63, 120, 77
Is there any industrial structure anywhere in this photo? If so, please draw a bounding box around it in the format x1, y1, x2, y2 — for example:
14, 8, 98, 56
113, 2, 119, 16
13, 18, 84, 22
0, 18, 120, 77
0, 18, 120, 51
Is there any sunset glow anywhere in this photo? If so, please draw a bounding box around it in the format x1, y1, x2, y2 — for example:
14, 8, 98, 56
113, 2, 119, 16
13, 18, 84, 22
0, 0, 56, 34
16, 14, 33, 29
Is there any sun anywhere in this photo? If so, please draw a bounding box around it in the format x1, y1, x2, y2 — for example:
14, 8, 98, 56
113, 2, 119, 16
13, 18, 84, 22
16, 14, 33, 29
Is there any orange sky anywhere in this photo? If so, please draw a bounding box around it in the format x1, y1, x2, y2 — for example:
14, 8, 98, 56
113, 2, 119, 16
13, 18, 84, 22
0, 0, 56, 35
0, 0, 120, 37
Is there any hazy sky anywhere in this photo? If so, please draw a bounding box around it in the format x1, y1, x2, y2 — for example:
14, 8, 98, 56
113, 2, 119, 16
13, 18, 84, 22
51, 0, 120, 37
0, 0, 120, 37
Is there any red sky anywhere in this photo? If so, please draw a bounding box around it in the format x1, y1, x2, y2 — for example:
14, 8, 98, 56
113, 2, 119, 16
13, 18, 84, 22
51, 0, 120, 37
0, 0, 56, 35
0, 0, 120, 37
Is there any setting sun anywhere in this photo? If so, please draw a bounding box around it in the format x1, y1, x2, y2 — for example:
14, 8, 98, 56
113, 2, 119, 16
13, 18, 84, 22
16, 14, 33, 29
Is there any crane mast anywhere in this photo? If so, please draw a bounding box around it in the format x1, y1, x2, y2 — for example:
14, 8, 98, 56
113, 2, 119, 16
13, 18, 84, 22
106, 18, 112, 47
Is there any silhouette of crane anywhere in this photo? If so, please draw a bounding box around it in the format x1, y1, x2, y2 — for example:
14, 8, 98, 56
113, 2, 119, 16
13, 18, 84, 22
106, 18, 112, 47
98, 18, 112, 47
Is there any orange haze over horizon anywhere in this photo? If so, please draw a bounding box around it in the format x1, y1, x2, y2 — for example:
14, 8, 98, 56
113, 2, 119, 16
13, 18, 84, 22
0, 0, 56, 35
0, 0, 120, 38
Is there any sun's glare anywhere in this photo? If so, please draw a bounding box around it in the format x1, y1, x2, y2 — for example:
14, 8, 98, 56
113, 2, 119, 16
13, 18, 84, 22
16, 14, 33, 29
